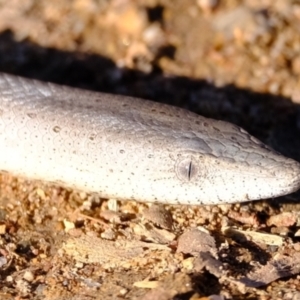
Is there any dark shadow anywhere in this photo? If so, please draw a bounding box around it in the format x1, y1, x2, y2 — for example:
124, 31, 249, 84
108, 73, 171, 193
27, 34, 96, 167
190, 272, 222, 296
146, 5, 164, 23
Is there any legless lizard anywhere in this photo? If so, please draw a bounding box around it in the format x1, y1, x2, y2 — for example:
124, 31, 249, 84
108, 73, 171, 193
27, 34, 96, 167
0, 73, 299, 205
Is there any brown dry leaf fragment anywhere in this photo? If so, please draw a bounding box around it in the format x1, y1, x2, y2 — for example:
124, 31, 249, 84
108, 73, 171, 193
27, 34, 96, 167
133, 223, 176, 244
267, 212, 298, 227
193, 252, 226, 280
227, 210, 259, 226
62, 235, 142, 265
142, 204, 173, 230
62, 234, 169, 265
191, 254, 248, 292
222, 227, 284, 246
177, 228, 217, 257
99, 210, 123, 224
239, 252, 300, 288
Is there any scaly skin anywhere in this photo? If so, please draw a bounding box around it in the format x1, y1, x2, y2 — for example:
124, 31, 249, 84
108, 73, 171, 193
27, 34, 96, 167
0, 73, 299, 205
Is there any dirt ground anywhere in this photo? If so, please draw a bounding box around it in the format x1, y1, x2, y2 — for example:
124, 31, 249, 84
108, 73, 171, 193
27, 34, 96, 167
1, 0, 300, 299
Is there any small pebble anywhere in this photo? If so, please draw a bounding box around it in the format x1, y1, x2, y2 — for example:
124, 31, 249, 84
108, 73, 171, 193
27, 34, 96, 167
142, 204, 173, 230
23, 270, 34, 282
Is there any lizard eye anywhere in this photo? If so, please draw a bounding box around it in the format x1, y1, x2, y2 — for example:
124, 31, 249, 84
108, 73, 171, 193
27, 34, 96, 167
175, 157, 198, 182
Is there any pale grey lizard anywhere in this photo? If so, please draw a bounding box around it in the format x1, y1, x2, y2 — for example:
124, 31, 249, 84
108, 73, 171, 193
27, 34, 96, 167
0, 73, 299, 205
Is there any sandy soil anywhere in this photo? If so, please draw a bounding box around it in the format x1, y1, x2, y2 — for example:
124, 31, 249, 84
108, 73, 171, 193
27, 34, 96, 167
0, 0, 300, 299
